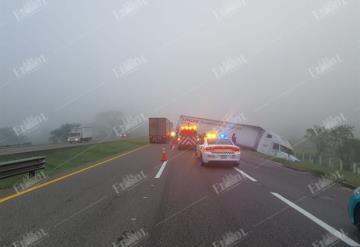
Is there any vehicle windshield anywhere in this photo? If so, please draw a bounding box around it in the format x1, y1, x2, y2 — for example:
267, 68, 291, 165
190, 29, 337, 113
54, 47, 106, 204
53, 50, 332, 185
280, 145, 294, 155
207, 138, 233, 145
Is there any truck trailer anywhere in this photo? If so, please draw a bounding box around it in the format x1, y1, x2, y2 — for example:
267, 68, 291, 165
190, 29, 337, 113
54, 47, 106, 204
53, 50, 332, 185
177, 115, 299, 161
149, 118, 173, 143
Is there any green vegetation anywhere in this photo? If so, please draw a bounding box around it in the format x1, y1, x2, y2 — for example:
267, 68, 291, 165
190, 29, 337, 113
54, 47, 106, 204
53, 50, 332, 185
0, 138, 148, 190
293, 123, 360, 187
273, 158, 360, 188
246, 150, 360, 188
305, 124, 359, 170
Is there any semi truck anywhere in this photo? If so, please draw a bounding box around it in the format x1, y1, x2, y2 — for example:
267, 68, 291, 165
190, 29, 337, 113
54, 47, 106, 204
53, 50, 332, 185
149, 118, 173, 143
177, 115, 299, 161
67, 127, 93, 143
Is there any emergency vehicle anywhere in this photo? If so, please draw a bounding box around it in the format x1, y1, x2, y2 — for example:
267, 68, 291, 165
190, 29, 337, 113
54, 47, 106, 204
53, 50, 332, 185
197, 132, 241, 166
177, 123, 198, 150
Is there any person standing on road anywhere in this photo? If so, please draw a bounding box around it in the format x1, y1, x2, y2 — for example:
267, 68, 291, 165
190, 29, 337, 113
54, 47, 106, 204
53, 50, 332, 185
231, 133, 237, 145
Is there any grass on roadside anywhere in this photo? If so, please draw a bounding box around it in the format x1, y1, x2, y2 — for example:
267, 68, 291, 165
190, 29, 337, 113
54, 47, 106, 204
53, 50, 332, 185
246, 151, 360, 188
0, 138, 148, 190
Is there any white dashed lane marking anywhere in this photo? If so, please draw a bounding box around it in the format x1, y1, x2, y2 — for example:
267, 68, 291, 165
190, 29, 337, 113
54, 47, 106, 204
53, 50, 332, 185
233, 167, 258, 182
155, 161, 167, 178
271, 192, 360, 247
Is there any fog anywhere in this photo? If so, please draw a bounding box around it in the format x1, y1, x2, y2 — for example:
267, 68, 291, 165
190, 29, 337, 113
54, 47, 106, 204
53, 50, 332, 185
0, 0, 359, 142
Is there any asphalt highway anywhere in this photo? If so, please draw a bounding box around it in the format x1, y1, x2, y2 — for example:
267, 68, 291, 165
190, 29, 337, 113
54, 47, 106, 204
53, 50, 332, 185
0, 144, 359, 247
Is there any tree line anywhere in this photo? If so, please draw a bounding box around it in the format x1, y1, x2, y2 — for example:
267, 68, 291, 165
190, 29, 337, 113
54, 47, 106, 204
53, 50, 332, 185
305, 125, 360, 169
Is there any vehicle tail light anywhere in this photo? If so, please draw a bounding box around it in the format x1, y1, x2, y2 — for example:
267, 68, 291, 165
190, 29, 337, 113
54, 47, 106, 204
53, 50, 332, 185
205, 146, 215, 151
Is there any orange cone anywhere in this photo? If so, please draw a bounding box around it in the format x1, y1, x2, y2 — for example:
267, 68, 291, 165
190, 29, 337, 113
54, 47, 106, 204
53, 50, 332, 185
161, 147, 168, 161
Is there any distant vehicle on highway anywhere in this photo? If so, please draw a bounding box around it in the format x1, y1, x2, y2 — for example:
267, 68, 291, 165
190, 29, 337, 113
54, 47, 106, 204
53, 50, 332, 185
149, 118, 173, 143
197, 133, 241, 166
67, 127, 92, 143
348, 187, 360, 230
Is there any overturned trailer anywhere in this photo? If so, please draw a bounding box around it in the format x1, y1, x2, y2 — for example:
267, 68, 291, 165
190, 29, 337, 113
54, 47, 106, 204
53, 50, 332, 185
178, 115, 299, 162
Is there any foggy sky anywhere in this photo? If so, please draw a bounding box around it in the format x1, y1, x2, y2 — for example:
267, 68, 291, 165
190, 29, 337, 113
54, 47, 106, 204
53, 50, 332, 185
0, 0, 359, 139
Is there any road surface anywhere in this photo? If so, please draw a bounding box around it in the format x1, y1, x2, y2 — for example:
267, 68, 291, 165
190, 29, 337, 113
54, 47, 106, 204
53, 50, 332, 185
0, 144, 359, 247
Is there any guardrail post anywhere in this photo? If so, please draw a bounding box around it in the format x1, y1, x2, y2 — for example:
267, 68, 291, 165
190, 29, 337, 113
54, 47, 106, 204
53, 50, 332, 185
29, 170, 36, 178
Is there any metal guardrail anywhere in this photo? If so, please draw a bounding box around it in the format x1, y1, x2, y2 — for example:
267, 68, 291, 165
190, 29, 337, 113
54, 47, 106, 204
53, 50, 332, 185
0, 156, 46, 179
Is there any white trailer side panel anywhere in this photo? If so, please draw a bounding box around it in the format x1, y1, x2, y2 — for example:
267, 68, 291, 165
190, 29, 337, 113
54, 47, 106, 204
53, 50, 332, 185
178, 115, 264, 150
230, 126, 264, 150
81, 127, 93, 139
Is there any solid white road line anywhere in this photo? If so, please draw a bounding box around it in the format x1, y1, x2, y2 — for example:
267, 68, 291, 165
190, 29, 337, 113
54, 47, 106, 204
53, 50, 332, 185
271, 192, 360, 247
233, 167, 258, 182
155, 161, 168, 178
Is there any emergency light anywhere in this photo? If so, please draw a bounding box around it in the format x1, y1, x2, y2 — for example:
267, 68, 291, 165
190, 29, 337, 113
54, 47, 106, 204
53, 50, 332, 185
206, 132, 217, 139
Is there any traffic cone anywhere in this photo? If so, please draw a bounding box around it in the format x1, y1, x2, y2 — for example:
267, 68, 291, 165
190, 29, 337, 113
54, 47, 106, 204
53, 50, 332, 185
161, 147, 168, 161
